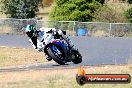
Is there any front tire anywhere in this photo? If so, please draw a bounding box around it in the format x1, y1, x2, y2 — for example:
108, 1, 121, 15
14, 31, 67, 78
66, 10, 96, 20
47, 44, 66, 65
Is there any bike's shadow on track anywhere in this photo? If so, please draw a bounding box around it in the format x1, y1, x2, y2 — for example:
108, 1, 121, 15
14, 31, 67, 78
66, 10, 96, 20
0, 63, 82, 72
52, 64, 69, 66
49, 62, 81, 68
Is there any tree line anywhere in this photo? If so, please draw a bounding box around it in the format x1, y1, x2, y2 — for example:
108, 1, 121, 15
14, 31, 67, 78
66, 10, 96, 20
0, 0, 132, 22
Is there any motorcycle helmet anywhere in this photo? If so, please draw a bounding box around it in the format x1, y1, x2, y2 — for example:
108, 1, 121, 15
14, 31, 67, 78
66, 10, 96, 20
25, 24, 36, 38
25, 24, 36, 32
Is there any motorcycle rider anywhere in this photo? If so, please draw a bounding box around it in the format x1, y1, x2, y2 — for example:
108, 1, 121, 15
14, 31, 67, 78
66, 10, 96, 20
25, 24, 38, 50
24, 24, 70, 52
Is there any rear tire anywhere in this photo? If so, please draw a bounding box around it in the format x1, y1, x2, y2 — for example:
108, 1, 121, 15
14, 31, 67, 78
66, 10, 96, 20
47, 44, 66, 65
71, 50, 82, 64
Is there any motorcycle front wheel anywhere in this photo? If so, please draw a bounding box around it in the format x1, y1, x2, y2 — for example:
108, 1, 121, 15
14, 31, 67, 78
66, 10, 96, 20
47, 44, 66, 65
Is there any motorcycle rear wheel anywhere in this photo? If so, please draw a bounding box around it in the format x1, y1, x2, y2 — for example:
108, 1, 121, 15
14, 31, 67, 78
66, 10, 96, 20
71, 50, 82, 64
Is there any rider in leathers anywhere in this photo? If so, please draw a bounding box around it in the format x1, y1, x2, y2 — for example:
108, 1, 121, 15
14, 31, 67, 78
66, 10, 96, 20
25, 24, 71, 60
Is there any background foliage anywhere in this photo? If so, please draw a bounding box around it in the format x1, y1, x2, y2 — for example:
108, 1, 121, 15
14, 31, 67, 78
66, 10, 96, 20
128, 0, 132, 4
1, 0, 43, 19
125, 8, 132, 22
93, 5, 128, 23
49, 0, 104, 22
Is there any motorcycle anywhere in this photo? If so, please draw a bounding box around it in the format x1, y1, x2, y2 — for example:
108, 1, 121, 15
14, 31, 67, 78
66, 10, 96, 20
27, 29, 82, 65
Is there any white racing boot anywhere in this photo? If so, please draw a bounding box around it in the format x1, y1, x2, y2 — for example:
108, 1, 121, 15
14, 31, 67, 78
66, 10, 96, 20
29, 39, 43, 52
36, 39, 44, 52
29, 39, 37, 49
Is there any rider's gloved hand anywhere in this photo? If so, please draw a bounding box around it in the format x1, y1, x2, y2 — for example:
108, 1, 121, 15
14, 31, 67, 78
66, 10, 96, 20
32, 30, 39, 37
58, 30, 66, 35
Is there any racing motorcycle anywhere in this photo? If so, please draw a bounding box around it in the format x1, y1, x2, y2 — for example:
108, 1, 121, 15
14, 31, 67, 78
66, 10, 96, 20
27, 29, 82, 65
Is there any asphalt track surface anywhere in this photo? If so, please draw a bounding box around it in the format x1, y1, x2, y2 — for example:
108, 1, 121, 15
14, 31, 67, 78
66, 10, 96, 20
0, 34, 132, 71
